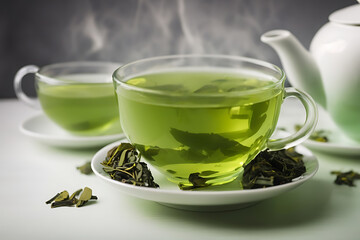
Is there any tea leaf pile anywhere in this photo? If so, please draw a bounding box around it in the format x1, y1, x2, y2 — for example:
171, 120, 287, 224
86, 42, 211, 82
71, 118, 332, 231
102, 143, 159, 188
242, 147, 306, 189
46, 187, 97, 208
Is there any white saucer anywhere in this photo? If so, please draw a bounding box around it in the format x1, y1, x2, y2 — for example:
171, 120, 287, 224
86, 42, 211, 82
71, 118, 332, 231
91, 138, 319, 211
277, 125, 360, 156
279, 108, 360, 156
20, 114, 125, 149
303, 132, 360, 156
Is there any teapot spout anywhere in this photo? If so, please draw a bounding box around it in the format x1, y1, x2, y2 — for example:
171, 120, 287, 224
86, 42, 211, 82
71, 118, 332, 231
261, 30, 326, 108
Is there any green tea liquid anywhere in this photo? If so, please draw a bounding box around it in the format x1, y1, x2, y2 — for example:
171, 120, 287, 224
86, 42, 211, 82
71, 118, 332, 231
38, 74, 121, 135
116, 69, 283, 186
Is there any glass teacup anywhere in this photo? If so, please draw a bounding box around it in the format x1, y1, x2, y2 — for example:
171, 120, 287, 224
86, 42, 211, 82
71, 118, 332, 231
14, 62, 122, 136
113, 55, 317, 187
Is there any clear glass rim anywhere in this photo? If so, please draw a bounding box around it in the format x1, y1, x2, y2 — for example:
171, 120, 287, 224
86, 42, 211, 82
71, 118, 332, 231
113, 54, 286, 97
36, 61, 121, 84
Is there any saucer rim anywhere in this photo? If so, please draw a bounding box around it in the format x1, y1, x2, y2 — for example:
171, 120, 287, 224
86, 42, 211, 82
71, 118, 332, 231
303, 139, 360, 156
301, 126, 360, 155
20, 113, 125, 147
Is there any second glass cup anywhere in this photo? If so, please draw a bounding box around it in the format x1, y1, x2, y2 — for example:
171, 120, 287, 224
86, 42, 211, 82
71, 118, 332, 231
14, 62, 122, 136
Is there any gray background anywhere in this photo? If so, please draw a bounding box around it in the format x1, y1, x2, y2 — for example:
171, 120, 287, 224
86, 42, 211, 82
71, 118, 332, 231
1, 0, 356, 98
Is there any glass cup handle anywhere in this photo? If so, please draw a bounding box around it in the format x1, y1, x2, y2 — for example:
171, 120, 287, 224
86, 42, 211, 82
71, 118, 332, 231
14, 65, 40, 109
267, 87, 318, 151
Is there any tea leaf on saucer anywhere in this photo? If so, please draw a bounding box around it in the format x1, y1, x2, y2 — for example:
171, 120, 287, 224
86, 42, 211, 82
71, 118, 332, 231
242, 147, 306, 189
102, 143, 159, 188
178, 173, 211, 190
331, 170, 360, 186
135, 145, 159, 161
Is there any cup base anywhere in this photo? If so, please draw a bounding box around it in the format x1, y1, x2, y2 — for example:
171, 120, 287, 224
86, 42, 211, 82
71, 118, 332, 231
46, 115, 122, 137
167, 171, 241, 189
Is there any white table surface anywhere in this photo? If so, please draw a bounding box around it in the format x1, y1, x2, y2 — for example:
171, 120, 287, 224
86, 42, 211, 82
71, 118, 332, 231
1, 98, 360, 240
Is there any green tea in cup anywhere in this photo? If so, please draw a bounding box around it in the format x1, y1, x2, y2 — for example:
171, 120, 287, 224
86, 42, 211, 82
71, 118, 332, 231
113, 55, 317, 187
14, 62, 122, 136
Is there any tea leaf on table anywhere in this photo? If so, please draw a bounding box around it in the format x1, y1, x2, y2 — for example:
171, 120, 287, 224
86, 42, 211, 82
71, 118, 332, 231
51, 198, 77, 208
77, 161, 93, 175
45, 193, 60, 204
46, 188, 98, 208
69, 189, 82, 200
331, 170, 360, 186
54, 191, 69, 202
76, 187, 92, 207
242, 147, 306, 189
102, 143, 159, 188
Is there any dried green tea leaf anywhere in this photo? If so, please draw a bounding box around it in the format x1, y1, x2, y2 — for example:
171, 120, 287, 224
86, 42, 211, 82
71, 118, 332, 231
69, 189, 82, 200
46, 187, 97, 208
331, 170, 360, 186
51, 198, 77, 208
284, 147, 304, 161
102, 142, 159, 188
54, 191, 69, 202
105, 143, 135, 166
178, 173, 210, 190
242, 147, 306, 189
77, 161, 93, 175
135, 145, 159, 161
76, 187, 90, 207
45, 193, 60, 204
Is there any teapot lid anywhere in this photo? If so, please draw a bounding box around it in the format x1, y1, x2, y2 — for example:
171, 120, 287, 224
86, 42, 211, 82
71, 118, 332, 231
329, 4, 360, 25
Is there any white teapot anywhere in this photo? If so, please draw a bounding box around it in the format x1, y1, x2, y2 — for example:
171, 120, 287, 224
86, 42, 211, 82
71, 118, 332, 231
261, 4, 360, 142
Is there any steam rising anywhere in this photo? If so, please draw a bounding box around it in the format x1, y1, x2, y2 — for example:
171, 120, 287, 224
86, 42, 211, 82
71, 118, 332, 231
178, 0, 204, 53
66, 0, 279, 63
82, 13, 106, 55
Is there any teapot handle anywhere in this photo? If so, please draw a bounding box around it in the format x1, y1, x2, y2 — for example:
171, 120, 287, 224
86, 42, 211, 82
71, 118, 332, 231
267, 88, 318, 150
